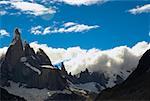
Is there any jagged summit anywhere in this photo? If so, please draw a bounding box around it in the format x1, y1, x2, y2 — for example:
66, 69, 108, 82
12, 28, 21, 41
14, 28, 20, 36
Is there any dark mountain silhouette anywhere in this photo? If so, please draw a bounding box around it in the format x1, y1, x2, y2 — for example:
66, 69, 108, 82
95, 49, 150, 100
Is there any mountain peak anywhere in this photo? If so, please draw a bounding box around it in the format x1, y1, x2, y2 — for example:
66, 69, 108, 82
15, 28, 20, 35
14, 28, 21, 40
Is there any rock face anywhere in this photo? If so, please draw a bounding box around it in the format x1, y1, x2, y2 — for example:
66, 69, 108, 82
38, 68, 68, 90
69, 68, 108, 88
95, 49, 150, 100
36, 48, 52, 65
0, 87, 26, 101
60, 62, 68, 76
6, 29, 24, 66
0, 28, 68, 90
1, 29, 23, 86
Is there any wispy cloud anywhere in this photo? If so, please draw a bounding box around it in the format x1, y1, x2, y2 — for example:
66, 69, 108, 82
0, 10, 7, 16
55, 0, 107, 6
31, 26, 43, 35
128, 4, 150, 14
0, 29, 10, 37
30, 22, 99, 35
0, 0, 56, 16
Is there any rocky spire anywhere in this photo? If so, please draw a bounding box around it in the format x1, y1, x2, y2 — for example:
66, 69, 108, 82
24, 41, 36, 56
14, 28, 20, 38
5, 28, 23, 66
61, 62, 68, 75
61, 62, 66, 71
1, 28, 24, 86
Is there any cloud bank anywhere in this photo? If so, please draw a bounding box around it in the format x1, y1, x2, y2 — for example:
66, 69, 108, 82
29, 41, 150, 81
128, 4, 150, 14
30, 22, 99, 35
0, 0, 56, 16
0, 41, 150, 86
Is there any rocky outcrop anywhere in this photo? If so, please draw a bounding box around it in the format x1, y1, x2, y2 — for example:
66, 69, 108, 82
38, 68, 68, 90
95, 49, 150, 100
0, 87, 26, 101
36, 48, 52, 66
72, 68, 108, 88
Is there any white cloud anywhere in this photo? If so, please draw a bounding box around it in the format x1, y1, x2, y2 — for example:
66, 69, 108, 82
0, 10, 7, 16
31, 22, 99, 35
30, 26, 42, 35
29, 41, 150, 78
0, 0, 56, 16
59, 23, 99, 33
64, 22, 77, 27
29, 41, 150, 87
55, 0, 107, 6
0, 47, 8, 60
43, 26, 51, 34
0, 29, 10, 37
128, 4, 150, 14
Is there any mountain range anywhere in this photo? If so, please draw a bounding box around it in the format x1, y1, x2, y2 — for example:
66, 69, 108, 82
0, 28, 150, 101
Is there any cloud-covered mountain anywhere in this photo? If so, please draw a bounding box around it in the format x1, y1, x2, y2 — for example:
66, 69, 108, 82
96, 49, 150, 100
29, 41, 150, 87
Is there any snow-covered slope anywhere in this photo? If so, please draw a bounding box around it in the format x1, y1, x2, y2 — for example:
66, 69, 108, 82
3, 81, 72, 101
75, 82, 105, 93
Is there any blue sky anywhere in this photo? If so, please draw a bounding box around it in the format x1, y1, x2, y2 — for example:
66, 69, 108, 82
0, 0, 150, 50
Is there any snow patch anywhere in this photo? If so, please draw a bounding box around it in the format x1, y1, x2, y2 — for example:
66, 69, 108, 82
67, 80, 87, 94
20, 57, 27, 62
24, 62, 41, 75
3, 81, 72, 101
31, 56, 36, 60
41, 65, 54, 69
3, 81, 50, 101
75, 82, 104, 93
